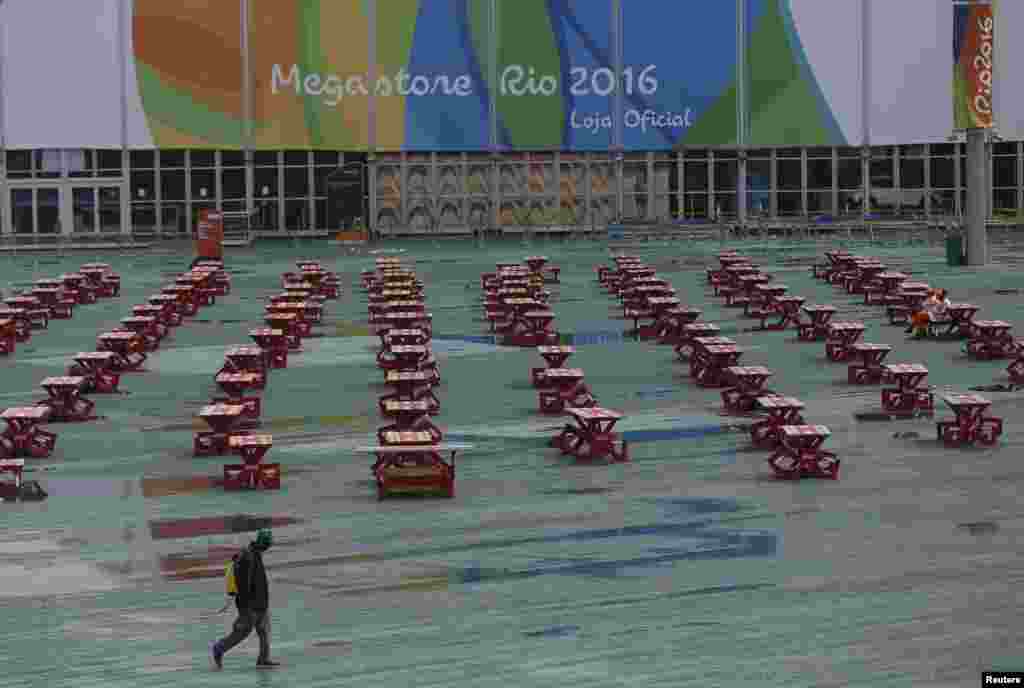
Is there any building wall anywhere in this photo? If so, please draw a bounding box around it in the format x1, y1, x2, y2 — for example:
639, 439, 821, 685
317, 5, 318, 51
2, 143, 1021, 236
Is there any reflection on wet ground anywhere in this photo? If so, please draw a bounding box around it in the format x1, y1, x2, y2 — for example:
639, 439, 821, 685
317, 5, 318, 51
1, 236, 1023, 685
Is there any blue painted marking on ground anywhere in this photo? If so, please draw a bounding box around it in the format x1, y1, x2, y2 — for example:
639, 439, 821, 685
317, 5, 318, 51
622, 426, 728, 442
451, 497, 777, 582
635, 386, 676, 400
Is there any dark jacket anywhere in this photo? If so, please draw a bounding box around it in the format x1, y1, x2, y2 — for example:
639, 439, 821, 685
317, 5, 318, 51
233, 545, 269, 611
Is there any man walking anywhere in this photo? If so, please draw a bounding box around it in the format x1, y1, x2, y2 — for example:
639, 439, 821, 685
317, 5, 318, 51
211, 529, 279, 669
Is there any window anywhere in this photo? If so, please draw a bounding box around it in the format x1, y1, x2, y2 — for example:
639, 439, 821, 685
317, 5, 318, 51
284, 151, 309, 167
776, 159, 801, 191
190, 169, 216, 200
222, 168, 246, 199
684, 161, 707, 191
254, 166, 279, 200
67, 150, 94, 177
160, 150, 185, 168
314, 152, 339, 166
189, 150, 215, 168
930, 157, 955, 188
714, 160, 737, 191
131, 170, 156, 202
130, 150, 155, 169
161, 169, 186, 200
899, 158, 924, 189
747, 159, 771, 191
220, 150, 245, 167
284, 166, 309, 198
870, 156, 893, 189
253, 151, 278, 167
994, 156, 1017, 188
6, 151, 32, 178
807, 159, 832, 189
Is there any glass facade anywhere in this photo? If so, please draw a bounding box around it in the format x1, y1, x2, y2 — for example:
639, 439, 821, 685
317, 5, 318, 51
0, 144, 1021, 236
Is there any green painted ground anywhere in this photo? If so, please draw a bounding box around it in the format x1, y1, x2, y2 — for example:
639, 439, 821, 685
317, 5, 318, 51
0, 234, 1022, 687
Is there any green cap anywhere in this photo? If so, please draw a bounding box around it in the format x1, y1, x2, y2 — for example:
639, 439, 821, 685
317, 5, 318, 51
255, 529, 273, 548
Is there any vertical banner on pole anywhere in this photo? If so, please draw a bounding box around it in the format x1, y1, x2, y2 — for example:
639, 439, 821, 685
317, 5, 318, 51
953, 0, 994, 129
194, 209, 224, 260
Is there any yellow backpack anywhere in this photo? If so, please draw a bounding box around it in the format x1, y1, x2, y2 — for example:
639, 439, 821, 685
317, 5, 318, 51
224, 553, 241, 596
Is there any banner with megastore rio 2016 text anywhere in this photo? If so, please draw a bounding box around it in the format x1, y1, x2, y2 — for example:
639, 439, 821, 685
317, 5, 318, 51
0, 0, 986, 150
954, 1, 995, 129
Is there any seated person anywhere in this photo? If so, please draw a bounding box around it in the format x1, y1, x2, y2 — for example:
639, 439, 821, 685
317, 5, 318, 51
910, 289, 950, 338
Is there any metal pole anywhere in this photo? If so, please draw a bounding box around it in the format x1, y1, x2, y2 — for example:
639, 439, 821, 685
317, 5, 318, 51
965, 128, 988, 265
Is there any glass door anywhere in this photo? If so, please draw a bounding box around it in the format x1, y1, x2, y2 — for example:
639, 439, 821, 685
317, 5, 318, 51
8, 187, 63, 235
10, 189, 34, 234
72, 187, 97, 233
98, 187, 121, 233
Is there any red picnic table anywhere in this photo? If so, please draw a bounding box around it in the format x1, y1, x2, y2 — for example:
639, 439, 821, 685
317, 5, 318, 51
220, 347, 267, 384
6, 296, 49, 330
0, 308, 32, 342
708, 254, 748, 283
119, 316, 163, 350
550, 407, 629, 463
37, 376, 94, 423
929, 303, 979, 339
885, 283, 929, 325
148, 294, 184, 327
798, 304, 836, 341
721, 366, 775, 414
378, 343, 432, 371
538, 368, 597, 414
31, 287, 74, 319
880, 364, 933, 415
194, 403, 249, 456
161, 284, 198, 317
966, 320, 1018, 360
379, 328, 429, 351
812, 250, 850, 280
0, 319, 15, 355
377, 401, 443, 441
97, 331, 147, 371
381, 371, 441, 412
688, 337, 740, 388
728, 273, 771, 308
655, 307, 702, 344
751, 396, 806, 448
846, 343, 892, 384
713, 264, 757, 299
0, 458, 49, 501
752, 295, 805, 332
61, 273, 96, 305
358, 443, 465, 500
0, 407, 56, 458
377, 311, 433, 337
843, 261, 885, 295
767, 425, 840, 480
1007, 349, 1024, 384
249, 328, 288, 369
131, 306, 170, 338
504, 310, 558, 347
68, 351, 120, 394
264, 312, 302, 350
532, 345, 575, 387
379, 430, 438, 447
864, 271, 908, 305
937, 393, 1002, 446
265, 303, 315, 334
674, 322, 721, 360
746, 283, 787, 316
213, 372, 263, 419
825, 321, 865, 362
223, 435, 280, 490
525, 256, 548, 273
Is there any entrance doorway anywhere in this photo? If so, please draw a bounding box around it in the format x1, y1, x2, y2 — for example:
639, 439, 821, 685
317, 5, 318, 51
7, 184, 124, 235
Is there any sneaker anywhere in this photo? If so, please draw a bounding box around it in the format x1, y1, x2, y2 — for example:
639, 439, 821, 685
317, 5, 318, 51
211, 642, 223, 669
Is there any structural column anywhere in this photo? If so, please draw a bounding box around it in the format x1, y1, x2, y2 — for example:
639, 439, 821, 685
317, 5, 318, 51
965, 128, 988, 265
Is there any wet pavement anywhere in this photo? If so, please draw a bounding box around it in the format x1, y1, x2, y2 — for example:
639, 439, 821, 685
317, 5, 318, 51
1, 233, 1022, 686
